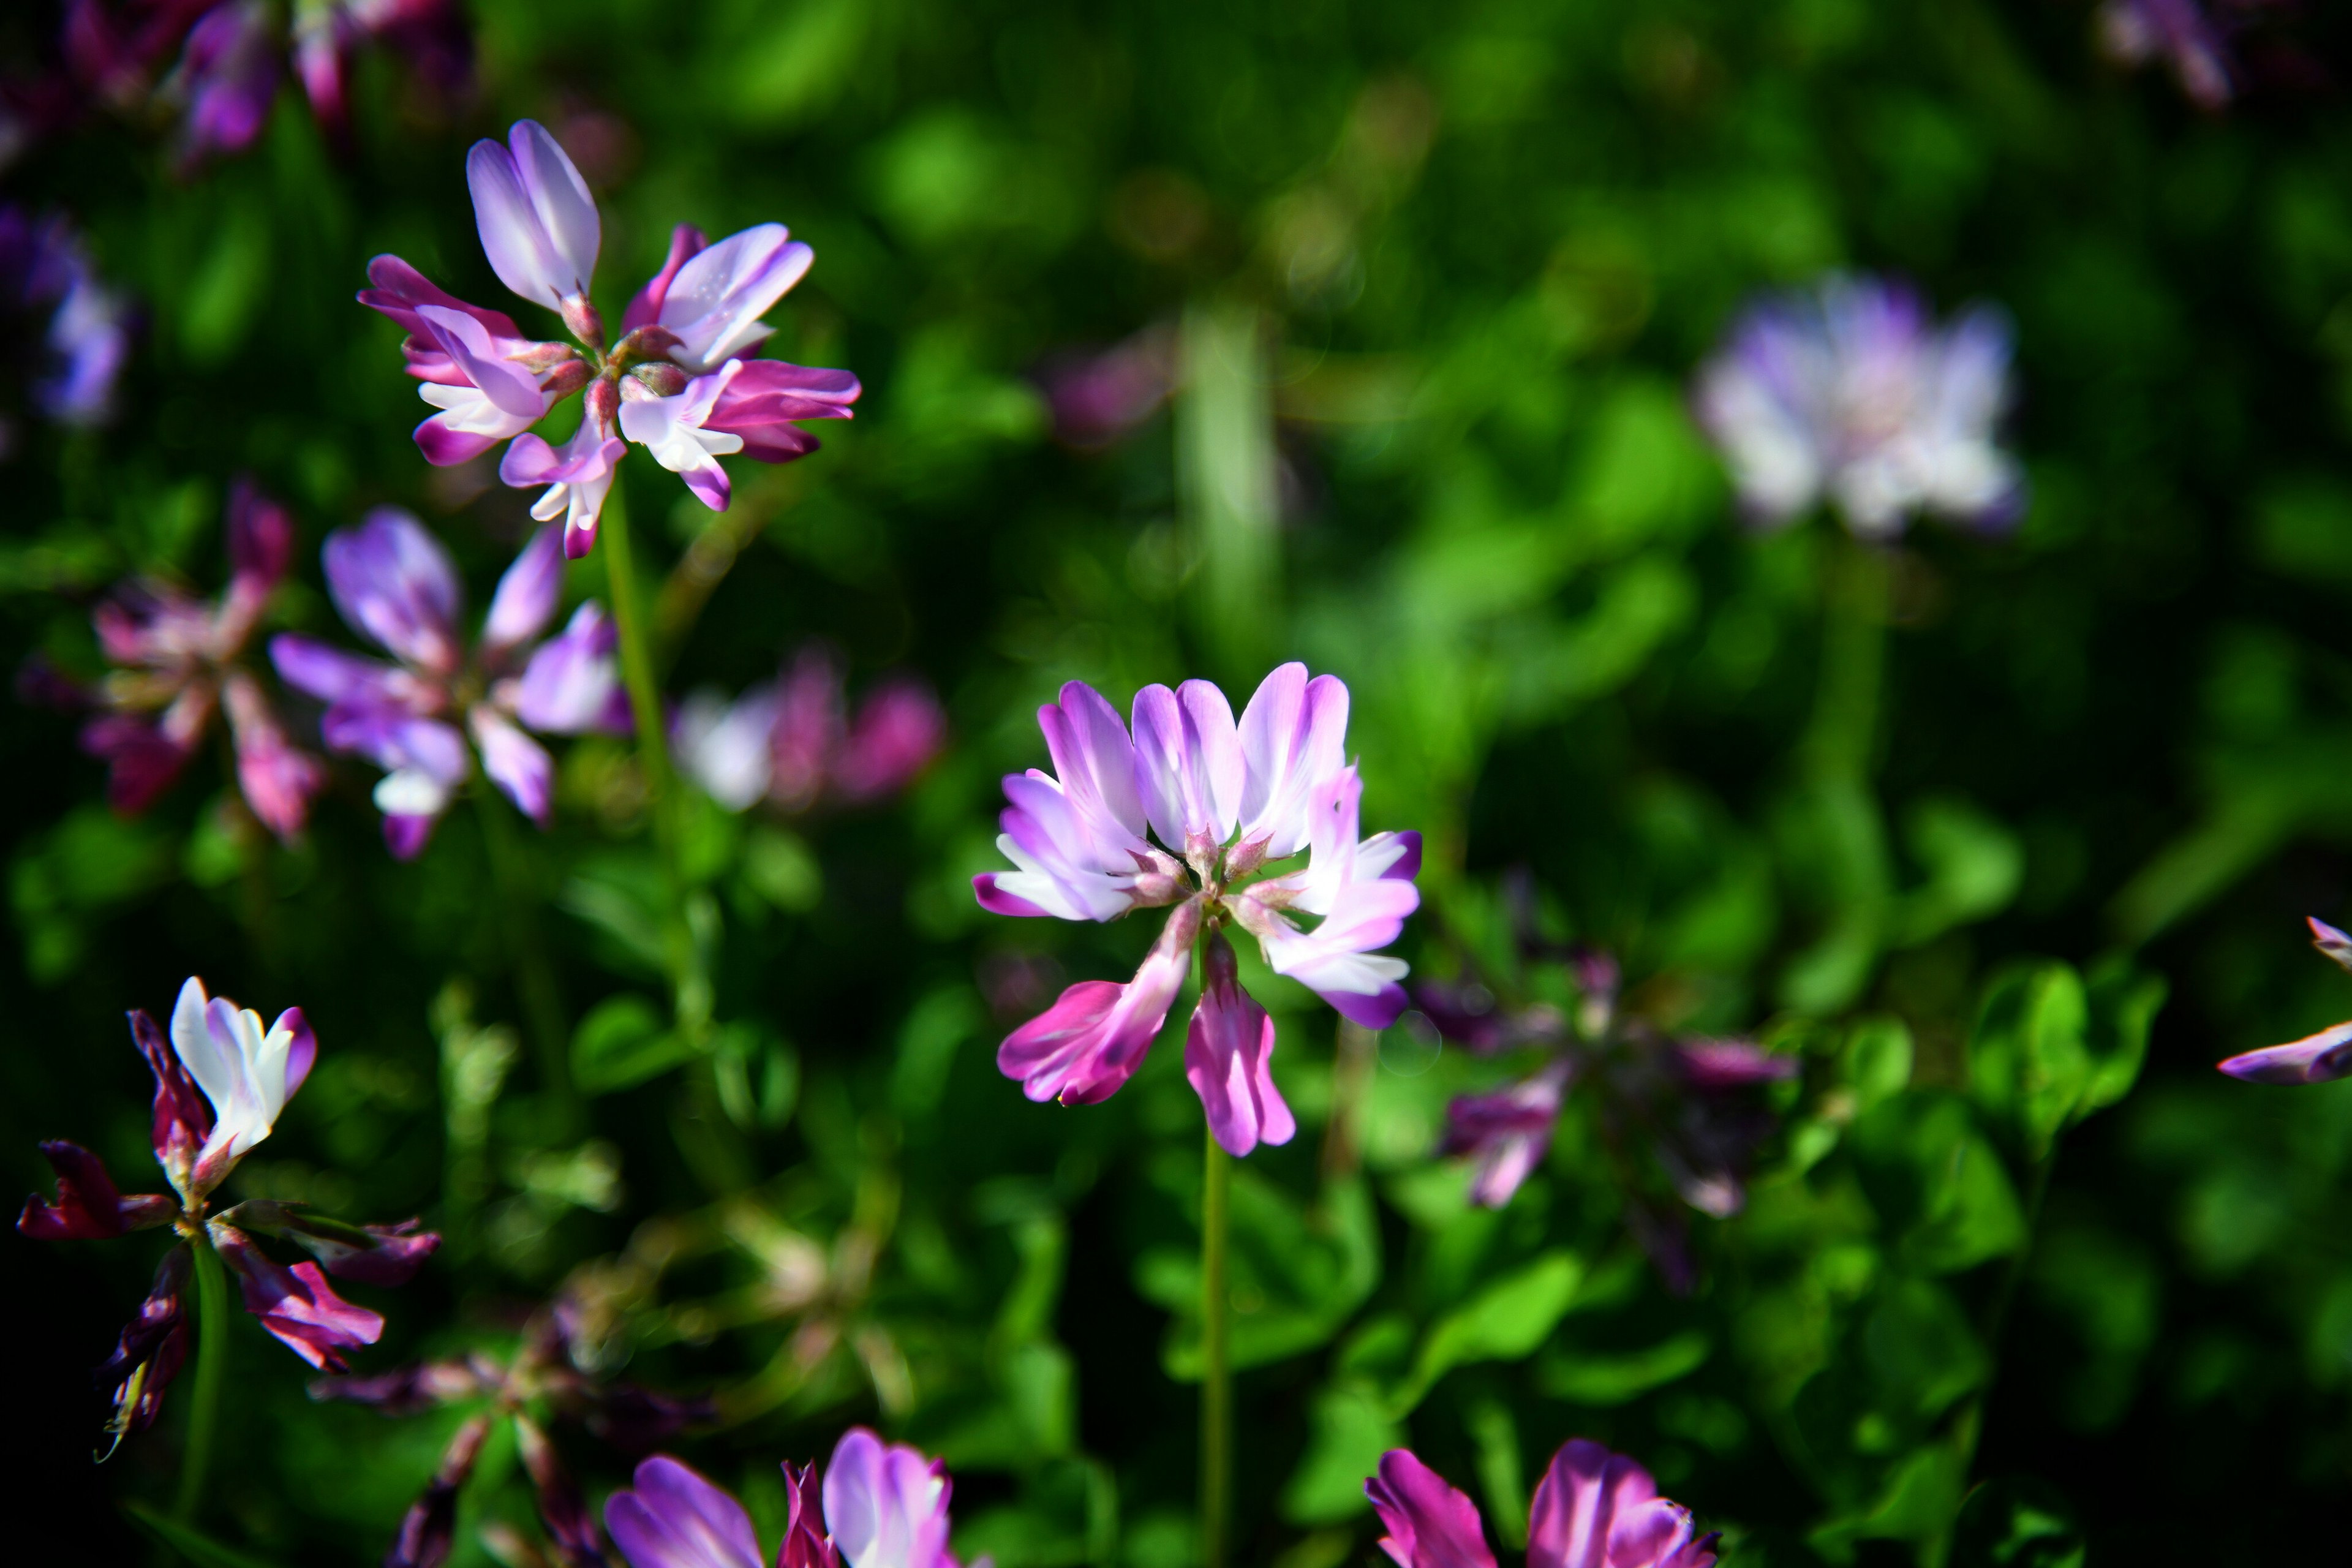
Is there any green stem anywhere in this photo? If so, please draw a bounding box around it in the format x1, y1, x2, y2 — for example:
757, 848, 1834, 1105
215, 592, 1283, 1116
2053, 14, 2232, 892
1804, 531, 1891, 787
173, 1242, 230, 1521
472, 790, 575, 1125
1200, 1123, 1232, 1568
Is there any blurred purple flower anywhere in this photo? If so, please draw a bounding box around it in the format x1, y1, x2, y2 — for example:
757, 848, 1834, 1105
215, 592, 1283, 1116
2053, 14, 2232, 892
363, 123, 858, 557
1037, 323, 1176, 449
1694, 274, 2022, 540
0, 204, 132, 439
673, 644, 946, 815
1367, 1441, 1717, 1568
160, 0, 276, 167
68, 478, 324, 841
293, 0, 470, 136
605, 1428, 961, 1568
2097, 0, 2236, 108
270, 509, 627, 857
18, 977, 435, 1450
974, 663, 1421, 1155
2218, 916, 2352, 1084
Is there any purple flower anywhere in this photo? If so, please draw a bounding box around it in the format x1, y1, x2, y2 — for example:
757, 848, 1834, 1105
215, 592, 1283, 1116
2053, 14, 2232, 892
673, 644, 946, 815
1366, 1442, 1717, 1568
18, 978, 437, 1448
292, 0, 469, 137
1441, 1061, 1571, 1208
0, 204, 132, 435
363, 124, 859, 557
2218, 916, 2352, 1084
70, 478, 323, 840
270, 509, 627, 856
1693, 274, 2022, 540
974, 663, 1422, 1156
160, 1, 277, 167
2098, 0, 2236, 109
1037, 323, 1176, 449
605, 1428, 960, 1568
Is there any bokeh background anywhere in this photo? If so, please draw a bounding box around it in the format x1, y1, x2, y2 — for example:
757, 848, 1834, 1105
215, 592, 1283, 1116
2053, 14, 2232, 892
7, 1, 2352, 1562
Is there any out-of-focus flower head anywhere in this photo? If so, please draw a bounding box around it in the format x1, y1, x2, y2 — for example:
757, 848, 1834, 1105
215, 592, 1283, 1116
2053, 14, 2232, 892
360, 120, 859, 558
2218, 916, 2352, 1085
63, 0, 472, 168
673, 643, 946, 815
1694, 273, 2023, 541
0, 204, 131, 445
1419, 894, 1793, 1291
2097, 0, 2237, 108
605, 1428, 962, 1568
64, 477, 323, 842
972, 663, 1421, 1156
315, 1287, 713, 1568
17, 977, 437, 1452
1036, 323, 1176, 450
1366, 1441, 1717, 1568
270, 508, 628, 858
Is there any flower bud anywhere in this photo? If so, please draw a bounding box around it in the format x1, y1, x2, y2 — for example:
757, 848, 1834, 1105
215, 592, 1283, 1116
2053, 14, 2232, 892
631, 361, 690, 398
559, 293, 606, 352
614, 324, 683, 366
542, 358, 594, 399
585, 375, 620, 432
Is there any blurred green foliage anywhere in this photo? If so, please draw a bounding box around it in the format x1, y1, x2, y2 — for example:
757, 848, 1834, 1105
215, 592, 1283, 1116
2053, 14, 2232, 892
8, 1, 2352, 1564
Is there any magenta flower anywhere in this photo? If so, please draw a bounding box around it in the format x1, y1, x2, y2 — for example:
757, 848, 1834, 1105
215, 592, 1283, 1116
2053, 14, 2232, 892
1694, 274, 2022, 540
70, 478, 324, 841
673, 644, 947, 814
0, 205, 131, 435
2218, 917, 2352, 1084
361, 120, 859, 557
973, 663, 1421, 1155
1367, 1441, 1717, 1568
605, 1428, 961, 1568
18, 977, 438, 1449
270, 508, 627, 857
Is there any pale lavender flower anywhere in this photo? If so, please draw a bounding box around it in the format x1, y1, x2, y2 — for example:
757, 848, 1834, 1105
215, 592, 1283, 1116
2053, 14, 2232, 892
70, 478, 324, 841
1694, 274, 2022, 540
18, 977, 436, 1450
1366, 1441, 1717, 1568
673, 644, 945, 815
363, 124, 859, 557
605, 1428, 960, 1568
975, 663, 1421, 1155
0, 204, 132, 437
2098, 0, 2236, 109
270, 508, 627, 857
2218, 916, 2352, 1084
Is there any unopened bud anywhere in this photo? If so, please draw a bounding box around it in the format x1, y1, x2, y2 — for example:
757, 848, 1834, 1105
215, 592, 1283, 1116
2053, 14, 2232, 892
632, 361, 690, 398
615, 324, 683, 366
585, 375, 620, 432
559, 293, 606, 352
1224, 833, 1272, 880
542, 359, 593, 399
511, 341, 581, 374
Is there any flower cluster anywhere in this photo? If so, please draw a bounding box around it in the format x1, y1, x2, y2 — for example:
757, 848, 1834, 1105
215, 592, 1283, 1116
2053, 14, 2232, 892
1368, 1441, 1716, 1568
317, 1291, 712, 1568
1693, 274, 2022, 540
18, 977, 437, 1450
674, 644, 946, 815
271, 508, 627, 858
605, 1428, 962, 1568
362, 119, 859, 558
974, 663, 1420, 1155
61, 0, 469, 168
2218, 916, 2352, 1085
67, 478, 324, 841
1422, 918, 1792, 1291
0, 203, 130, 447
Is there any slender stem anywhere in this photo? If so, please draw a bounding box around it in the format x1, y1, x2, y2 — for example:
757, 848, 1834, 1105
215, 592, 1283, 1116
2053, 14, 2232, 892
1200, 1123, 1232, 1568
1322, 1018, 1376, 1183
472, 790, 575, 1124
173, 1242, 230, 1520
1804, 531, 1892, 787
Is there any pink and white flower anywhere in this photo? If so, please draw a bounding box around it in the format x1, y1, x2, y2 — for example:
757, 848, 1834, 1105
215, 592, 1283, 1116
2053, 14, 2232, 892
605, 1428, 962, 1568
1368, 1441, 1717, 1568
975, 662, 1420, 1155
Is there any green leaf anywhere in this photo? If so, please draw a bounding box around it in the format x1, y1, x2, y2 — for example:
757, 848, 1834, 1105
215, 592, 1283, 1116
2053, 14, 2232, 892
571, 994, 693, 1096
2081, 956, 2166, 1117
1280, 1381, 1404, 1525
1849, 1092, 2027, 1273
1950, 1477, 2087, 1568
1536, 1330, 1713, 1406
1891, 796, 2023, 948
1862, 1276, 1988, 1421
1149, 1175, 1382, 1377
1967, 962, 2091, 1159
1391, 1248, 1583, 1412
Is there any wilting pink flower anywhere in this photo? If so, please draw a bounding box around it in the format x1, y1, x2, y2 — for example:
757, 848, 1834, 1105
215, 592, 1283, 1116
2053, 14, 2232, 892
18, 977, 437, 1448
606, 1428, 960, 1568
1367, 1442, 1717, 1568
362, 122, 858, 557
975, 663, 1421, 1155
270, 508, 626, 856
1694, 274, 2022, 539
63, 479, 323, 840
674, 644, 946, 815
2218, 916, 2352, 1084
0, 205, 131, 437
